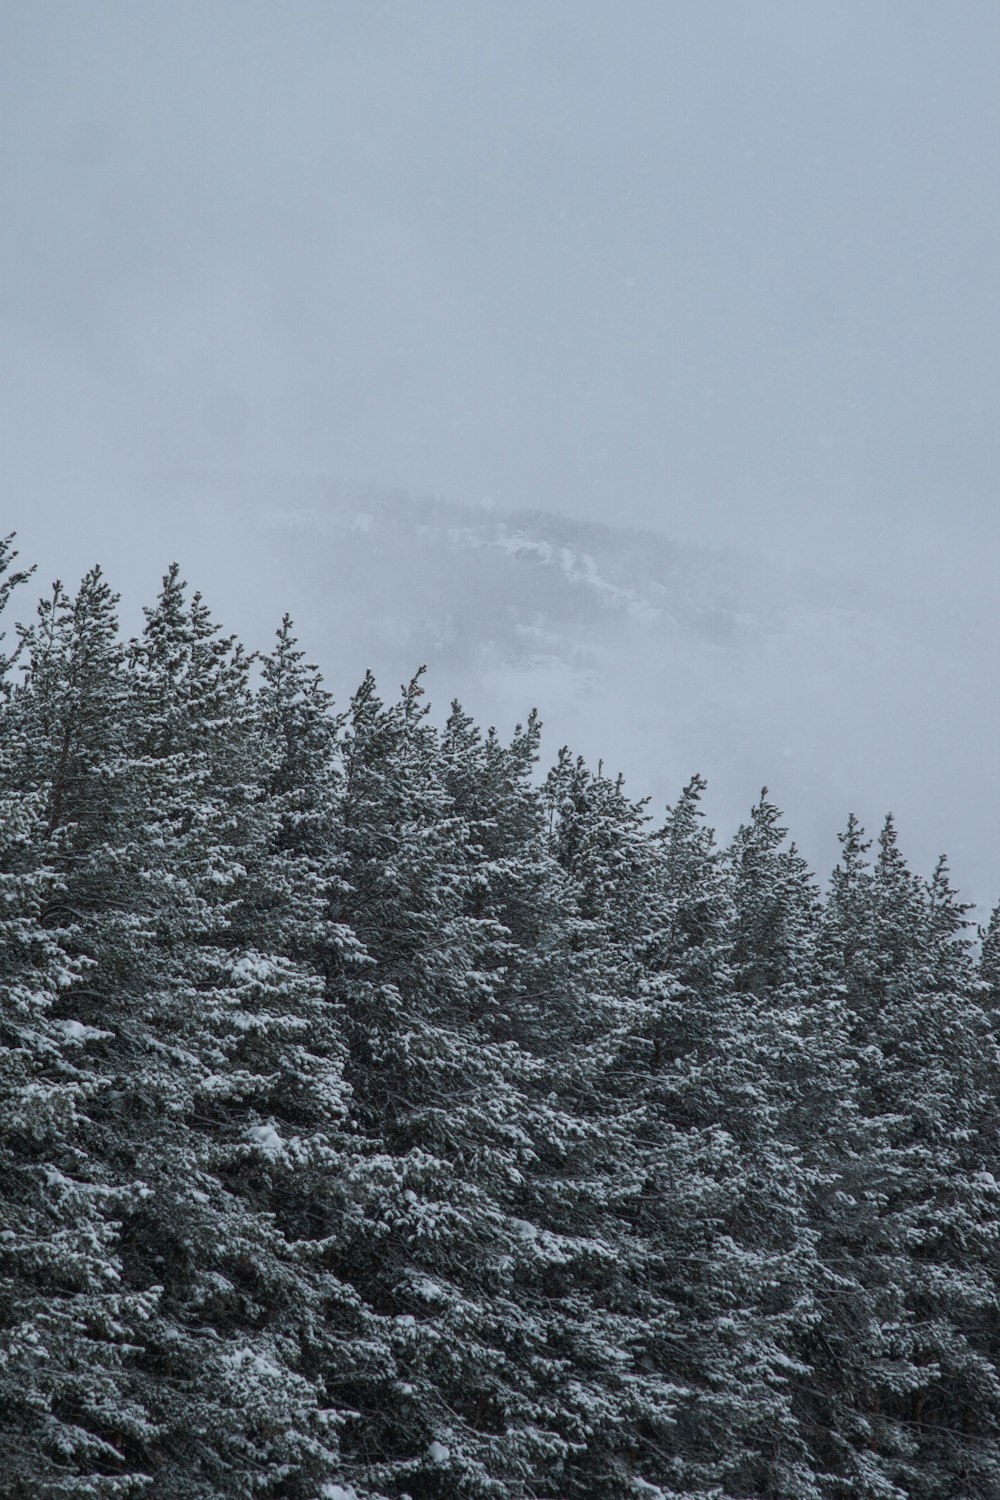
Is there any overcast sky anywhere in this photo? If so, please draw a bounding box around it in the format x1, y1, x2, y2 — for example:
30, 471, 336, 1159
4, 1, 1000, 580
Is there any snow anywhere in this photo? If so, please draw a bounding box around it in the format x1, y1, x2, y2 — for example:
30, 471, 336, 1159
247, 1123, 284, 1159
53, 1018, 112, 1043
232, 954, 280, 983
320, 1485, 358, 1500
427, 1440, 451, 1463
220, 1345, 285, 1380
408, 1273, 446, 1302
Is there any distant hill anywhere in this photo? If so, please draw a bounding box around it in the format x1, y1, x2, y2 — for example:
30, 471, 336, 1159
19, 473, 1000, 912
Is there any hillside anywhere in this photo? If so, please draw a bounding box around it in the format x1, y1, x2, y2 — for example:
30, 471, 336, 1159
17, 476, 998, 908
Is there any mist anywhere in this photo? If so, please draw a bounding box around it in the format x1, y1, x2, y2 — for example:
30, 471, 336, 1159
3, 3, 1000, 905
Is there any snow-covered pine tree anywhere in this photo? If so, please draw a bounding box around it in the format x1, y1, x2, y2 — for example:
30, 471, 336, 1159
434, 734, 658, 1497
620, 778, 822, 1498
253, 617, 399, 1495
530, 750, 698, 1499
6, 534, 1000, 1500
978, 902, 1000, 1014
0, 533, 35, 678
8, 564, 379, 1497
881, 846, 1000, 1499
728, 789, 820, 1001
0, 768, 159, 1497
821, 818, 1000, 1498
0, 558, 155, 1496
328, 672, 574, 1497
114, 568, 380, 1498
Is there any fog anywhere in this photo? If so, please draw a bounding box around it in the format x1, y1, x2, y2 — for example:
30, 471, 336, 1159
3, 4, 1000, 905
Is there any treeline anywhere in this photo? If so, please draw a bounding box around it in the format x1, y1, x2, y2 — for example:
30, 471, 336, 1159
2, 536, 1000, 1500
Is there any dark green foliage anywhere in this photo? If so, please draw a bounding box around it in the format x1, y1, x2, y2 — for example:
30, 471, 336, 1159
1, 543, 999, 1499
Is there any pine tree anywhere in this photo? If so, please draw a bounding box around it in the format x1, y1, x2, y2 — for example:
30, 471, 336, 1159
323, 673, 572, 1496
502, 750, 662, 1499
625, 780, 822, 1498
0, 533, 35, 680
0, 769, 158, 1497
0, 557, 155, 1495
115, 569, 378, 1497
7, 566, 380, 1496
6, 538, 1000, 1500
885, 852, 1000, 1498
820, 818, 1000, 1498
442, 718, 671, 1497
978, 901, 1000, 1014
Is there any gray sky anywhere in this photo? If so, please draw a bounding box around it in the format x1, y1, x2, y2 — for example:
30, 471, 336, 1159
3, 3, 1000, 903
4, 2, 1000, 569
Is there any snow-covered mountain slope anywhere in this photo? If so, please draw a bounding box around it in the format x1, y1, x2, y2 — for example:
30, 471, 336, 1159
22, 475, 1000, 912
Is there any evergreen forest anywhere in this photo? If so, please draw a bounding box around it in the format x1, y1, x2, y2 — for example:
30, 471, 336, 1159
4, 534, 1000, 1500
